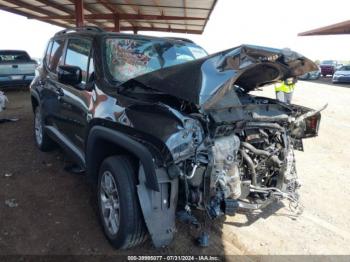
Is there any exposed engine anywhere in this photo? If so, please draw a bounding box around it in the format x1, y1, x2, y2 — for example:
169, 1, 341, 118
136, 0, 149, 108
211, 134, 241, 200
174, 93, 330, 224
177, 112, 314, 218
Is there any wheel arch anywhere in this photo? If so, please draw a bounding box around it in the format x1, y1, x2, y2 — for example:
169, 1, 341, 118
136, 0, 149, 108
86, 126, 159, 191
30, 90, 40, 112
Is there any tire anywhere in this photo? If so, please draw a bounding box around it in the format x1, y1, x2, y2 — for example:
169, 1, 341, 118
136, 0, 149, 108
97, 156, 147, 249
34, 106, 55, 151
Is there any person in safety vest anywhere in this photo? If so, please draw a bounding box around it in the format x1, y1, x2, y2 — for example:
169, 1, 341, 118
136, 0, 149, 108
275, 77, 297, 104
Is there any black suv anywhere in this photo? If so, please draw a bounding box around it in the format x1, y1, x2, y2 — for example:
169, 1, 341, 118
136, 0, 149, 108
31, 27, 322, 249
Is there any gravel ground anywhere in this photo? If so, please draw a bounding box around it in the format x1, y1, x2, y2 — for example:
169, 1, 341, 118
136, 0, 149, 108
0, 78, 349, 257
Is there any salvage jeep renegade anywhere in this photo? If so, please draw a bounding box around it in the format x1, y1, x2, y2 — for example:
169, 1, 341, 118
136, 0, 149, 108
30, 27, 324, 249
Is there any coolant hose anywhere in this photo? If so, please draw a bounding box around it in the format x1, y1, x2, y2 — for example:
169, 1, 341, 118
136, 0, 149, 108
240, 149, 257, 186
241, 142, 270, 157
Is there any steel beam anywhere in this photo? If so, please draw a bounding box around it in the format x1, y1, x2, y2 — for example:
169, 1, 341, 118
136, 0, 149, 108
35, 0, 72, 15
96, 0, 137, 28
3, 0, 67, 18
114, 17, 120, 32
104, 26, 202, 34
75, 0, 84, 27
298, 20, 350, 36
67, 0, 106, 28
183, 0, 187, 31
0, 3, 70, 28
32, 13, 206, 21
33, 2, 211, 11
97, 0, 118, 13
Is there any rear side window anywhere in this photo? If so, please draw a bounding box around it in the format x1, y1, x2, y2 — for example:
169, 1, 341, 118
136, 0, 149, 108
65, 38, 92, 84
48, 39, 65, 73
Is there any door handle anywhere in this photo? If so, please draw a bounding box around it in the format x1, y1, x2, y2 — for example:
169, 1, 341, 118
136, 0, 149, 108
56, 88, 64, 97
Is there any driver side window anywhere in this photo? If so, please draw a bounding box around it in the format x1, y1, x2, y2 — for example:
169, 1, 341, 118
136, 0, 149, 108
64, 38, 92, 85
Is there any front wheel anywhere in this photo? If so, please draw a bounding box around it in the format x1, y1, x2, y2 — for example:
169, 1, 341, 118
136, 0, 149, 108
98, 156, 147, 249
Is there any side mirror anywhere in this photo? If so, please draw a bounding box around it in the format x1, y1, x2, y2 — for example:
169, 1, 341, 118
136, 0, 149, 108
58, 65, 82, 86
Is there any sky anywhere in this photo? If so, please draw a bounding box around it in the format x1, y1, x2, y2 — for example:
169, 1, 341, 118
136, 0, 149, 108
1, 0, 350, 61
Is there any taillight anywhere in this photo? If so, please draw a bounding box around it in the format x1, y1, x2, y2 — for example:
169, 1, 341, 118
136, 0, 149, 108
308, 115, 319, 130
304, 114, 321, 137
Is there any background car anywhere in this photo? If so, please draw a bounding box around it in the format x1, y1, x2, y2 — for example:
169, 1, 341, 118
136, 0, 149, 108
0, 50, 37, 88
332, 65, 350, 83
320, 60, 338, 76
298, 68, 321, 80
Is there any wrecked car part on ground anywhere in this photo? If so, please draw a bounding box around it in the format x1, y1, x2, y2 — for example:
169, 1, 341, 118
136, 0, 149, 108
31, 28, 324, 249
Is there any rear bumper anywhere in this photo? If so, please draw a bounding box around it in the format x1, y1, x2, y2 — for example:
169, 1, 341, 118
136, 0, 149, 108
0, 75, 34, 87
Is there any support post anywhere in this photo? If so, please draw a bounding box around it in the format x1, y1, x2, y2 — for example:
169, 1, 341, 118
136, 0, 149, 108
75, 0, 84, 27
114, 16, 120, 32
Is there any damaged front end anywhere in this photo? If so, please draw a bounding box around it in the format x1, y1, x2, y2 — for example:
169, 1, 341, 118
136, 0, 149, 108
120, 44, 324, 247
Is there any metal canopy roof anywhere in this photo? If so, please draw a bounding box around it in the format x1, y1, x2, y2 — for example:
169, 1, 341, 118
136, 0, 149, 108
298, 20, 350, 36
0, 0, 218, 34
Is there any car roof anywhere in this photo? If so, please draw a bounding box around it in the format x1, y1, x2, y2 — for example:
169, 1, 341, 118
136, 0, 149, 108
52, 27, 198, 45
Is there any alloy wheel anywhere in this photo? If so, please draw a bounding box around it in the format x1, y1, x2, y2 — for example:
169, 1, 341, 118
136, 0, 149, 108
100, 170, 121, 236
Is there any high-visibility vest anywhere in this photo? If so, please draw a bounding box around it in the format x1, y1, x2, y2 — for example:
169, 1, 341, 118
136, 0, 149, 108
275, 81, 295, 93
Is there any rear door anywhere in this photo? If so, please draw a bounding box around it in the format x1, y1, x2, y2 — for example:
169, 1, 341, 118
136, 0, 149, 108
40, 38, 66, 129
57, 37, 94, 151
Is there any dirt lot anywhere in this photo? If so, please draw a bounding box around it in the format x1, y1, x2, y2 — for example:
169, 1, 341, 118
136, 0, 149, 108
1, 78, 350, 257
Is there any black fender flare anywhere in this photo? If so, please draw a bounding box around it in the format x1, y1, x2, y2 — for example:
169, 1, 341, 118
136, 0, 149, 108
86, 126, 159, 191
30, 89, 41, 111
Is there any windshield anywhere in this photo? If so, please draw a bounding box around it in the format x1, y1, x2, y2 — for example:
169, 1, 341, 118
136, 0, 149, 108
321, 60, 336, 65
105, 37, 208, 82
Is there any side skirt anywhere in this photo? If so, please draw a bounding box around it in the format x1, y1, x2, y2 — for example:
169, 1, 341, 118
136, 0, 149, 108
45, 126, 86, 169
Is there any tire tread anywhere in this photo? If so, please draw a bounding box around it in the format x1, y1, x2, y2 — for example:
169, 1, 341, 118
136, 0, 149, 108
99, 155, 147, 249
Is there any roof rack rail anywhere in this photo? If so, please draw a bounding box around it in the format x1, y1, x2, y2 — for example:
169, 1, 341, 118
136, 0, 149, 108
55, 26, 104, 36
165, 37, 194, 44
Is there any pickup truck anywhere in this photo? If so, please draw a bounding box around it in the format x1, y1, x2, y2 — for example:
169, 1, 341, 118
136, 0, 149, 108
0, 50, 37, 88
320, 60, 338, 77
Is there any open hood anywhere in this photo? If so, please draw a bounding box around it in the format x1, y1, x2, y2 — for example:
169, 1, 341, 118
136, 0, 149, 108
130, 45, 318, 109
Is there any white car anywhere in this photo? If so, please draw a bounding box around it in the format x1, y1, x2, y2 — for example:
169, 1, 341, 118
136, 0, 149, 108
332, 65, 350, 83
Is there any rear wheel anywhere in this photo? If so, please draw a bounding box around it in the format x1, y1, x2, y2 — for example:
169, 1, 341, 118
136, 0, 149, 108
34, 106, 54, 151
97, 156, 147, 249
